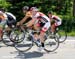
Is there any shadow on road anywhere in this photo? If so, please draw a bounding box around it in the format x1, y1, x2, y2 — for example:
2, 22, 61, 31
15, 51, 43, 59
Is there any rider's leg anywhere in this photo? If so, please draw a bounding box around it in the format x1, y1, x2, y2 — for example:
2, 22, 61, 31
26, 19, 36, 27
51, 24, 56, 33
40, 22, 50, 47
33, 33, 39, 41
0, 20, 7, 41
33, 23, 40, 30
33, 24, 40, 41
39, 31, 45, 47
51, 21, 62, 33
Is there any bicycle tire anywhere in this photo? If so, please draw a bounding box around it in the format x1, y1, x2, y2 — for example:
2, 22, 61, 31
44, 34, 59, 52
14, 30, 33, 52
55, 29, 67, 43
14, 37, 33, 52
10, 27, 25, 43
2, 31, 14, 46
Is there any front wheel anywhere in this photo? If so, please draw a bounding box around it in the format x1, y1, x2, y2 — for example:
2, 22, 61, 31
55, 29, 67, 43
44, 35, 59, 52
10, 27, 25, 43
2, 30, 14, 46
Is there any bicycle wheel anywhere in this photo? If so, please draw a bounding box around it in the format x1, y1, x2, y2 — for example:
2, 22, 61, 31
44, 34, 59, 52
2, 30, 14, 46
14, 31, 33, 52
10, 27, 25, 43
55, 29, 67, 43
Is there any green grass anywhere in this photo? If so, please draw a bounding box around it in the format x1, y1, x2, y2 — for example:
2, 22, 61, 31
67, 31, 75, 36
58, 30, 75, 36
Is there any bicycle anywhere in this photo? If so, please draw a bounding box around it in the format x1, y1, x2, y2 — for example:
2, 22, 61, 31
2, 24, 25, 46
47, 25, 67, 43
14, 25, 59, 52
9, 25, 25, 43
2, 24, 16, 46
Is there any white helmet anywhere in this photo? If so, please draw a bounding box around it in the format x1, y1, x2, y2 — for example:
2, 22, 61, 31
30, 7, 39, 11
0, 11, 3, 14
22, 6, 29, 11
0, 11, 4, 16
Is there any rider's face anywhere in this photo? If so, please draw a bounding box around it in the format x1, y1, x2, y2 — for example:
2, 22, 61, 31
23, 10, 27, 14
31, 11, 37, 15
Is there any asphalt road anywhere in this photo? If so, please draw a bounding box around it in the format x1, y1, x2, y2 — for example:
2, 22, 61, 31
0, 36, 75, 59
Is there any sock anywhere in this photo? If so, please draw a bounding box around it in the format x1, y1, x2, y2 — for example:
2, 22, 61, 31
41, 43, 44, 47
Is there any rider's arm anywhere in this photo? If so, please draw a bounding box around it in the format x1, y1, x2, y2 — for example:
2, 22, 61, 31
26, 18, 36, 27
19, 16, 29, 25
19, 11, 32, 25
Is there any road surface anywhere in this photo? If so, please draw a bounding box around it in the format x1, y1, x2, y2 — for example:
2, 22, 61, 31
0, 36, 75, 59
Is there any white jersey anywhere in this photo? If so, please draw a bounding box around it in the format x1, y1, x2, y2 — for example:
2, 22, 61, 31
51, 15, 62, 26
5, 12, 16, 20
52, 15, 62, 22
32, 12, 51, 32
33, 12, 50, 23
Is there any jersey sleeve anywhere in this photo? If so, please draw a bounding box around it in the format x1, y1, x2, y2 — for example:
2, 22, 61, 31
52, 15, 61, 21
26, 11, 32, 17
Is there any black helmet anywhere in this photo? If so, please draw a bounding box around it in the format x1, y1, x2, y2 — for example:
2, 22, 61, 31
0, 8, 5, 13
22, 6, 29, 11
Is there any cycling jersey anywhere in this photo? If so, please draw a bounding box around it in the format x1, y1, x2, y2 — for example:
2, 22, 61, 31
24, 11, 32, 23
4, 12, 16, 27
33, 12, 50, 22
0, 11, 7, 28
33, 12, 51, 32
5, 12, 16, 21
51, 15, 62, 26
26, 11, 32, 17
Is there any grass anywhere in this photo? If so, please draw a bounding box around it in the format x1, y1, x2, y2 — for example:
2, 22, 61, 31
58, 30, 75, 36
67, 31, 75, 36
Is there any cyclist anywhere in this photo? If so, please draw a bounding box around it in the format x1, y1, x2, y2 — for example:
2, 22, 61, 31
0, 8, 16, 28
17, 6, 32, 25
48, 11, 62, 34
0, 11, 7, 41
26, 7, 51, 49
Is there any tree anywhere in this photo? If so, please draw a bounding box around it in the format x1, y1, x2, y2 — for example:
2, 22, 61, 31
73, 0, 75, 16
0, 0, 11, 10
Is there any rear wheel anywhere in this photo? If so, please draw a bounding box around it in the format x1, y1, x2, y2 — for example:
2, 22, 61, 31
14, 31, 33, 52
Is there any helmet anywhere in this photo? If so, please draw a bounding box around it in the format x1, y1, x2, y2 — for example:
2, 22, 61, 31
48, 11, 52, 14
0, 11, 3, 15
22, 6, 29, 11
30, 7, 38, 11
0, 8, 5, 13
